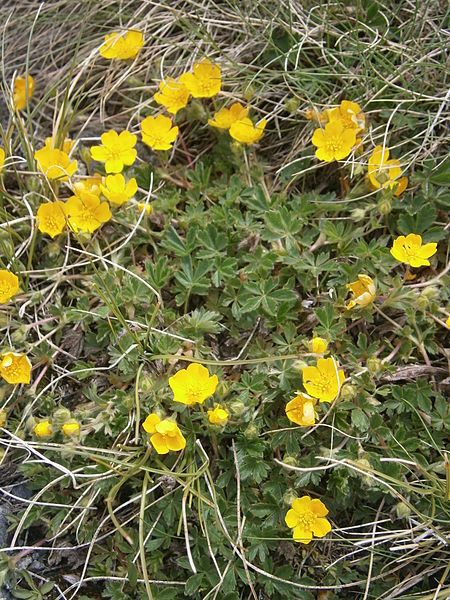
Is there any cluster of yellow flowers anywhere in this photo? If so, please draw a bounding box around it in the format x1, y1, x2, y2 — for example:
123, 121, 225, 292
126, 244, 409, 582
308, 100, 408, 197
142, 363, 226, 454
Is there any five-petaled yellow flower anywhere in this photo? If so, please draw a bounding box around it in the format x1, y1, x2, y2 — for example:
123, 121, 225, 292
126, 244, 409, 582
154, 78, 190, 115
327, 100, 366, 132
13, 75, 35, 111
34, 420, 53, 438
368, 145, 408, 196
390, 234, 437, 268
285, 496, 331, 544
62, 421, 80, 436
208, 405, 229, 426
142, 413, 186, 454
34, 146, 77, 181
99, 30, 144, 60
141, 115, 179, 151
36, 201, 67, 238
229, 117, 267, 145
0, 148, 5, 173
0, 352, 32, 385
208, 102, 249, 129
0, 270, 19, 304
100, 173, 138, 206
65, 191, 111, 234
90, 130, 137, 173
308, 337, 328, 354
169, 363, 219, 406
180, 59, 221, 98
311, 120, 357, 162
302, 357, 345, 403
45, 136, 75, 155
285, 394, 318, 427
346, 274, 376, 310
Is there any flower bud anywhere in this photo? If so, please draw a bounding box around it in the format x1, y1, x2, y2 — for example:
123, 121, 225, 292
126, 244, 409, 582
285, 98, 300, 114
244, 423, 259, 439
283, 489, 298, 506
339, 383, 358, 401
52, 407, 72, 426
282, 455, 298, 467
366, 357, 383, 375
229, 400, 246, 417
243, 86, 255, 102
395, 501, 411, 519
378, 194, 392, 215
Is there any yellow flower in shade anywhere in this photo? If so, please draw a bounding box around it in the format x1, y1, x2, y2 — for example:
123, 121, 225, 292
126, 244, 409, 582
302, 357, 345, 403
208, 404, 229, 426
390, 234, 437, 268
0, 148, 5, 173
99, 30, 144, 60
208, 102, 249, 129
45, 136, 75, 155
446, 315, 450, 328
169, 363, 219, 406
180, 59, 221, 98
346, 274, 376, 310
0, 352, 32, 385
90, 130, 137, 174
100, 173, 138, 206
62, 421, 80, 436
34, 147, 77, 181
368, 145, 408, 196
36, 201, 67, 238
327, 100, 365, 132
65, 191, 112, 234
72, 174, 103, 197
137, 202, 152, 215
34, 420, 53, 438
308, 337, 328, 354
141, 114, 178, 151
229, 118, 267, 144
311, 120, 357, 162
142, 413, 186, 454
305, 108, 328, 124
0, 410, 6, 428
13, 75, 35, 111
285, 394, 318, 427
154, 78, 190, 115
0, 270, 19, 303
285, 496, 331, 544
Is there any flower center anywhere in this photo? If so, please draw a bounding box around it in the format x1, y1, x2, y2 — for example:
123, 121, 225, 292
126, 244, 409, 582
297, 511, 316, 528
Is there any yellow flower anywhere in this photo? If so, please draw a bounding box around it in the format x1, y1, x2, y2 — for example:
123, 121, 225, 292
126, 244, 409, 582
100, 173, 138, 206
390, 234, 437, 268
0, 410, 7, 428
99, 30, 144, 60
142, 413, 186, 454
154, 78, 190, 115
45, 136, 75, 154
208, 102, 249, 129
446, 315, 450, 328
346, 274, 376, 310
137, 202, 152, 215
285, 496, 331, 544
368, 145, 408, 196
229, 118, 267, 144
311, 120, 357, 162
0, 352, 32, 385
169, 363, 219, 406
208, 404, 229, 426
0, 270, 19, 303
285, 394, 318, 427
34, 146, 77, 181
36, 201, 67, 238
34, 420, 53, 438
72, 174, 103, 197
302, 357, 345, 403
180, 59, 221, 98
62, 421, 80, 436
90, 130, 137, 173
0, 147, 5, 173
141, 115, 178, 151
327, 100, 365, 132
13, 75, 35, 111
308, 337, 328, 354
305, 108, 328, 124
65, 191, 112, 234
